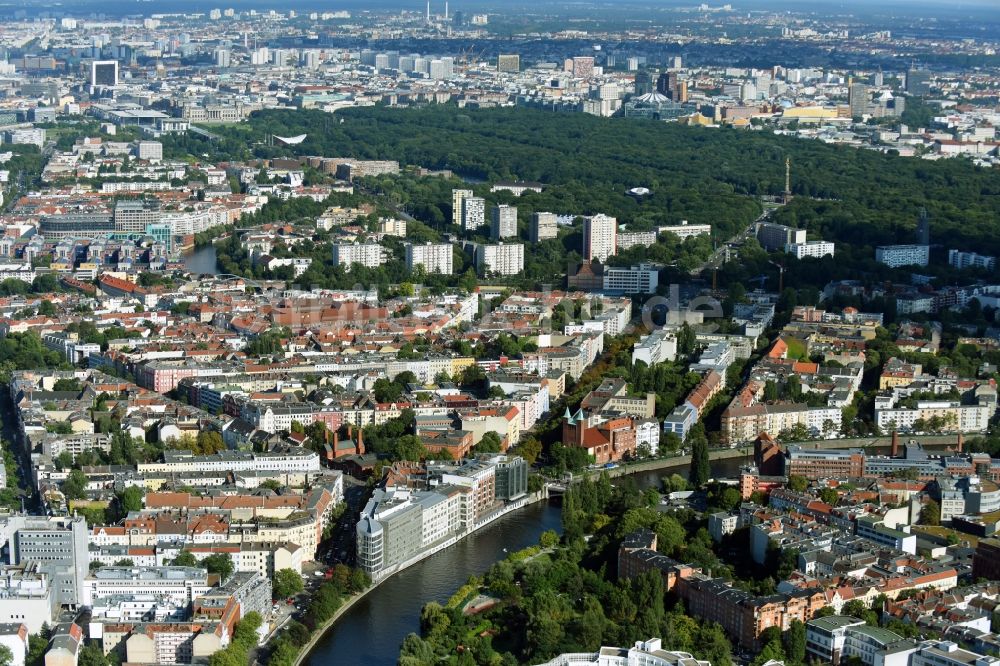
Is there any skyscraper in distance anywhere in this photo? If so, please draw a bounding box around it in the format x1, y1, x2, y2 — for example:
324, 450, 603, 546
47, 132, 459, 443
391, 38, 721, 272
531, 212, 558, 243
656, 71, 687, 101
570, 56, 595, 78
906, 68, 930, 97
91, 60, 118, 87
634, 69, 658, 96
848, 82, 869, 119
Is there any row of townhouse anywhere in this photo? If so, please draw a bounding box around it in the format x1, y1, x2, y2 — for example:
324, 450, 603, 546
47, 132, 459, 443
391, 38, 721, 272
721, 399, 843, 445
619, 529, 958, 651
522, 332, 605, 380
88, 539, 304, 578
662, 369, 724, 441
135, 448, 321, 475
92, 509, 324, 562
129, 353, 480, 395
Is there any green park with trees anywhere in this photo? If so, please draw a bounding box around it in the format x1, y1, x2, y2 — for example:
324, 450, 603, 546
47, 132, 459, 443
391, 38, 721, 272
175, 105, 1000, 257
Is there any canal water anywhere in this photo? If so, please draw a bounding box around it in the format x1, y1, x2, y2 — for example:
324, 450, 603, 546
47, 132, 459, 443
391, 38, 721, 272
183, 245, 219, 275
305, 500, 563, 666
303, 443, 960, 664
304, 455, 751, 665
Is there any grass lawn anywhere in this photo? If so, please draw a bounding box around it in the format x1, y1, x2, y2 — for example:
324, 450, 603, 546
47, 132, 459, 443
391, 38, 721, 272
912, 525, 977, 548
784, 336, 808, 360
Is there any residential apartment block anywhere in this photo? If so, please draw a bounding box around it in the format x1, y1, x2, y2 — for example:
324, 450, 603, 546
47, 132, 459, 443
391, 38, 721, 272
405, 242, 454, 275
530, 212, 558, 242
452, 189, 473, 227
583, 214, 617, 263
476, 243, 524, 275
490, 204, 518, 239
462, 196, 486, 231
948, 249, 996, 271
356, 455, 527, 581
876, 245, 930, 268
787, 240, 835, 259
331, 243, 388, 269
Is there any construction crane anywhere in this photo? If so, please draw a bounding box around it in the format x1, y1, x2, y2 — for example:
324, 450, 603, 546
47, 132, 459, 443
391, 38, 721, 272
748, 275, 768, 290
457, 46, 488, 68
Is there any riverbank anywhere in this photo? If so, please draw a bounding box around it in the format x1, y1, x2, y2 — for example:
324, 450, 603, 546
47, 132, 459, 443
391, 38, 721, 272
182, 244, 220, 276
370, 490, 545, 584
290, 434, 963, 665
290, 489, 549, 665
587, 433, 965, 483
290, 583, 379, 666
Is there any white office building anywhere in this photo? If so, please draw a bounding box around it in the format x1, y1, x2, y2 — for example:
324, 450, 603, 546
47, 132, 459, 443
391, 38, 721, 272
533, 639, 711, 666
603, 265, 658, 294
842, 625, 916, 666
911, 641, 1000, 666
632, 330, 677, 365
214, 48, 231, 68
136, 141, 163, 161
805, 616, 868, 665
136, 449, 321, 475
4, 129, 45, 148
429, 58, 454, 79
1, 515, 89, 608
616, 231, 657, 251
659, 221, 711, 240
948, 249, 996, 271
301, 51, 320, 70
83, 567, 212, 608
757, 222, 806, 250
0, 564, 55, 634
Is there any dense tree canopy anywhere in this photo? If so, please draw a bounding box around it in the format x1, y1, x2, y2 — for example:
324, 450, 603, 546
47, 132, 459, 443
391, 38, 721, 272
402, 475, 736, 665
185, 106, 1000, 261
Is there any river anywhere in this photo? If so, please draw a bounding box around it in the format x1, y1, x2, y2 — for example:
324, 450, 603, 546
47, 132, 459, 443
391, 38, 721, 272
623, 455, 749, 489
305, 500, 563, 666
303, 442, 961, 664
183, 245, 219, 275
304, 455, 752, 665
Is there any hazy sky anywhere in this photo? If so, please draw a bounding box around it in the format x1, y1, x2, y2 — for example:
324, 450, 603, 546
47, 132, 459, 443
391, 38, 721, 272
12, 0, 1000, 20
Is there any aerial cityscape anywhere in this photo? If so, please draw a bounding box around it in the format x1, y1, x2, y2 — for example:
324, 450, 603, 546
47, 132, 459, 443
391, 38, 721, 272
0, 0, 1000, 665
